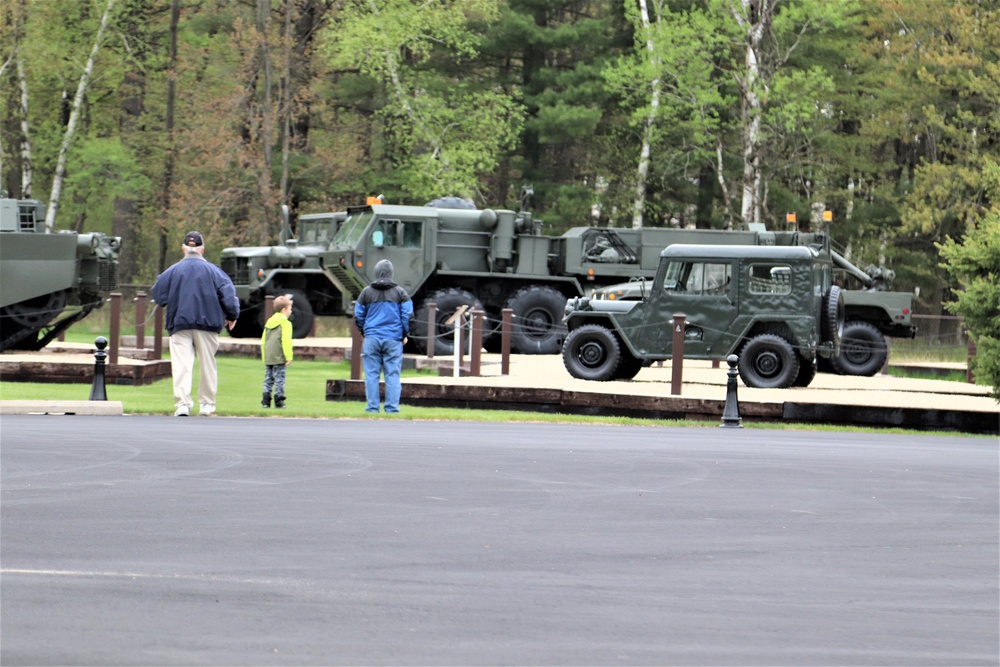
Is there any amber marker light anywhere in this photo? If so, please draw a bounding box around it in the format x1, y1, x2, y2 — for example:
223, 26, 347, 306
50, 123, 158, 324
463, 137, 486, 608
356, 260, 364, 268
823, 210, 833, 222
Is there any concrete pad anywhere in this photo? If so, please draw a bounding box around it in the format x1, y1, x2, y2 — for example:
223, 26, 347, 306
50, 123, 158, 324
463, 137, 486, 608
0, 400, 124, 416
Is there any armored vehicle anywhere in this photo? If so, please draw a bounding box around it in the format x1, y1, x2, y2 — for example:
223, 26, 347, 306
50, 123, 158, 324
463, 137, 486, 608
0, 197, 121, 351
561, 239, 846, 389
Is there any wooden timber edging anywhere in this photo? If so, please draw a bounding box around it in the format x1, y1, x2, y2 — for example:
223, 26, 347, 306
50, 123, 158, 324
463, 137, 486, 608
325, 379, 783, 422
325, 379, 999, 435
0, 359, 172, 386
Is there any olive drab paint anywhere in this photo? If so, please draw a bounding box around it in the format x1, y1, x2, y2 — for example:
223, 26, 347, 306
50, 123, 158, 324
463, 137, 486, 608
561, 239, 850, 389
0, 197, 121, 352
219, 193, 915, 364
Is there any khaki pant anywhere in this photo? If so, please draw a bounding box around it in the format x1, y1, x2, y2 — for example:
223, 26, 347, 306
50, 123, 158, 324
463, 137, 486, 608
169, 329, 220, 409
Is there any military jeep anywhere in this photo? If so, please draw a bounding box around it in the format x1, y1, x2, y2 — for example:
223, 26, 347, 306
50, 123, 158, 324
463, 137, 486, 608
561, 242, 845, 389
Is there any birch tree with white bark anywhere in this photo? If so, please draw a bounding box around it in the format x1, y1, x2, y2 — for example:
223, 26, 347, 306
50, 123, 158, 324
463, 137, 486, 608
44, 0, 117, 231
607, 0, 853, 228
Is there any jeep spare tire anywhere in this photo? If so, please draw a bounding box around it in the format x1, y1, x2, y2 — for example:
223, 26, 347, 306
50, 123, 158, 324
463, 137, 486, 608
822, 285, 845, 352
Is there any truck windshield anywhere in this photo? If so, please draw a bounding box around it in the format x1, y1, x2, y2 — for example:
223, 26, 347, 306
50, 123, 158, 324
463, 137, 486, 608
333, 211, 373, 246
298, 219, 331, 244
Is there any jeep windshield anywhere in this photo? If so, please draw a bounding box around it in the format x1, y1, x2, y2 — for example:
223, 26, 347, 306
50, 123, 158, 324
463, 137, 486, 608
332, 210, 373, 246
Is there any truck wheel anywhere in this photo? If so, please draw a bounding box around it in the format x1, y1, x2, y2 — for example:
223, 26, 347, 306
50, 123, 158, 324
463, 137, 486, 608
506, 285, 568, 354
738, 334, 800, 389
614, 352, 644, 380
412, 288, 484, 355
229, 308, 264, 338
830, 321, 886, 376
562, 324, 622, 381
284, 290, 315, 338
823, 285, 845, 351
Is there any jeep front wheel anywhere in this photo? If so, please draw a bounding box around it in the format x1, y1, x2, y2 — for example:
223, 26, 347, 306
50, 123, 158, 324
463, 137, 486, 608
562, 324, 622, 381
738, 334, 800, 389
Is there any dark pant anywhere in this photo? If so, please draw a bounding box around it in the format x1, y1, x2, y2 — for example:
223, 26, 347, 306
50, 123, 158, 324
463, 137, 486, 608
263, 364, 287, 396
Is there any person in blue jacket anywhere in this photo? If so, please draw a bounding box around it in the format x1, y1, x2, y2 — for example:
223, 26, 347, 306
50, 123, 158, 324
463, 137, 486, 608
151, 231, 240, 417
354, 259, 413, 413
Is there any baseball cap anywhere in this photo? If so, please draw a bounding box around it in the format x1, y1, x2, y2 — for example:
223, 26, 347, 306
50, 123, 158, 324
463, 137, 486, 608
184, 231, 204, 247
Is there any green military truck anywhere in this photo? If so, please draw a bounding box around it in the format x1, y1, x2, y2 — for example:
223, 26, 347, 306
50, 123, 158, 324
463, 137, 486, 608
220, 206, 346, 338
221, 197, 682, 355
0, 196, 121, 351
220, 194, 914, 365
561, 240, 846, 389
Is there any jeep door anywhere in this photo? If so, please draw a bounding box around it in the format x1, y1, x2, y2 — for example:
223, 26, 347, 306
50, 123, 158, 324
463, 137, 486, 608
634, 258, 737, 357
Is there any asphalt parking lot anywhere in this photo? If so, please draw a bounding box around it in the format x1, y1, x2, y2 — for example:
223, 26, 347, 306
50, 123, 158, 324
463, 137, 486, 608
2, 416, 997, 665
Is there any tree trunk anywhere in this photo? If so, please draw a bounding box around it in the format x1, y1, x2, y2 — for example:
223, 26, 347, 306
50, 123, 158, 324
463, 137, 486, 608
737, 0, 766, 228
256, 0, 276, 244
631, 0, 660, 230
16, 51, 33, 198
159, 0, 180, 275
45, 0, 117, 231
279, 0, 293, 211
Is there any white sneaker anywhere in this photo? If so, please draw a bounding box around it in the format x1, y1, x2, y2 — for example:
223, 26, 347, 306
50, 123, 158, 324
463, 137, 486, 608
174, 405, 190, 417
199, 403, 216, 416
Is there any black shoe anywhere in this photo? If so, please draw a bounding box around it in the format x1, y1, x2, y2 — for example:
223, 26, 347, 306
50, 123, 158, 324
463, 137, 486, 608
274, 395, 286, 409
262, 392, 272, 408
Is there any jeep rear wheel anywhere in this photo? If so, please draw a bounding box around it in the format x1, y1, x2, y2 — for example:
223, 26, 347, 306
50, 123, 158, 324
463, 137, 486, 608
829, 321, 886, 376
562, 324, 622, 381
792, 357, 817, 387
738, 334, 800, 389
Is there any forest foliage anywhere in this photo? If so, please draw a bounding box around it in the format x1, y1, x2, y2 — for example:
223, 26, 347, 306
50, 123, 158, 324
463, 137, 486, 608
1, 0, 997, 330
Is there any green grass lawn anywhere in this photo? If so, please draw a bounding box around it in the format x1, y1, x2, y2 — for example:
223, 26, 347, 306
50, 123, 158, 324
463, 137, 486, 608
0, 354, 684, 425
2, 354, 988, 436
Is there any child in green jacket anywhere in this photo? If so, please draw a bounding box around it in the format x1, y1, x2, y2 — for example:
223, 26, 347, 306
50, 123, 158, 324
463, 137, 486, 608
261, 295, 294, 408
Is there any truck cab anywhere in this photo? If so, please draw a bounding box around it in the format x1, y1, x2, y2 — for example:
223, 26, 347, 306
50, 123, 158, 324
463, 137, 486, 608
561, 243, 845, 389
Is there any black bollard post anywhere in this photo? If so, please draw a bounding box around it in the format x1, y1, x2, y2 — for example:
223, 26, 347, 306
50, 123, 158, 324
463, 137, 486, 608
89, 336, 109, 401
720, 354, 743, 428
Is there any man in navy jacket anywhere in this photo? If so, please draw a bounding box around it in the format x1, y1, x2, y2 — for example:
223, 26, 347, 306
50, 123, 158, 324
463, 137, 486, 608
151, 231, 240, 416
354, 259, 413, 413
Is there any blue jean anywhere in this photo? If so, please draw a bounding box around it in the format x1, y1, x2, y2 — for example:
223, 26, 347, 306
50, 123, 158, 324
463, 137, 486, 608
362, 337, 403, 413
